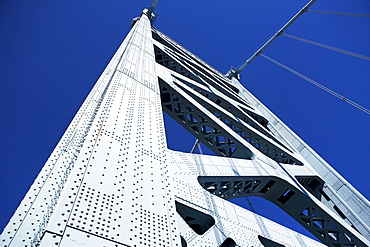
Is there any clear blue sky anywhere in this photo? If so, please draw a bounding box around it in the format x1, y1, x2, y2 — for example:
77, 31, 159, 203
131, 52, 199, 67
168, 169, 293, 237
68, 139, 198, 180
0, 0, 369, 241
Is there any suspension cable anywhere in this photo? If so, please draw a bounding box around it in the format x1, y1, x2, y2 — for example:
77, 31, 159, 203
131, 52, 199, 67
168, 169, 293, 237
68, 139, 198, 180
190, 139, 200, 153
307, 9, 370, 18
260, 53, 370, 115
190, 139, 204, 154
282, 33, 370, 62
147, 0, 160, 16
226, 0, 317, 79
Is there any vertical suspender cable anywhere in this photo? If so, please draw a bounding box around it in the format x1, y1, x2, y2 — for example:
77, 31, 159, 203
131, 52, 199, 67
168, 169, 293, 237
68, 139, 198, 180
307, 10, 370, 18
260, 53, 370, 115
282, 33, 370, 62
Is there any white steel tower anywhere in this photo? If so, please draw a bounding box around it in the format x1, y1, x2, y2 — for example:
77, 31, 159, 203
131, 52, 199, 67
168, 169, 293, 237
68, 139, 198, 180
1, 4, 369, 247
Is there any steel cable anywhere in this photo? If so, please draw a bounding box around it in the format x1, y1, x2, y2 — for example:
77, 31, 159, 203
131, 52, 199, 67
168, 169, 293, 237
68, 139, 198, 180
307, 10, 370, 18
282, 33, 370, 62
260, 53, 370, 115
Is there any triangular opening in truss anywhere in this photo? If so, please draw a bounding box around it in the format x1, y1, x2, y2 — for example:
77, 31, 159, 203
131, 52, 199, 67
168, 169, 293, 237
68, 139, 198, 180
219, 237, 237, 247
229, 197, 319, 242
162, 111, 216, 155
175, 201, 215, 235
258, 235, 285, 247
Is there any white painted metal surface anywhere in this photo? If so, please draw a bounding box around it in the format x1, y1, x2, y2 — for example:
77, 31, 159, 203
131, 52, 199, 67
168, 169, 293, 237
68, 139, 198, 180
1, 9, 369, 247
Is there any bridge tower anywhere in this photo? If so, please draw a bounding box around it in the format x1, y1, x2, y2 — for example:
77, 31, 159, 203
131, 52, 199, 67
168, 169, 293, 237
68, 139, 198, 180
1, 5, 369, 247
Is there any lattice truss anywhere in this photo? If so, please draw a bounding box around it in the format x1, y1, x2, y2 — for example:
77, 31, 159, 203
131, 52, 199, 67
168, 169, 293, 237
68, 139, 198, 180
1, 10, 370, 247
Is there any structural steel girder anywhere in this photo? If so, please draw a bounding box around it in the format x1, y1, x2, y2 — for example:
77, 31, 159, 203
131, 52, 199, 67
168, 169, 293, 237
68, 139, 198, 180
1, 8, 369, 247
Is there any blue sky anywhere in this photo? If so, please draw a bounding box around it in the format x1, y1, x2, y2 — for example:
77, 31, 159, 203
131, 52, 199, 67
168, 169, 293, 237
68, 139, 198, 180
0, 0, 369, 241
